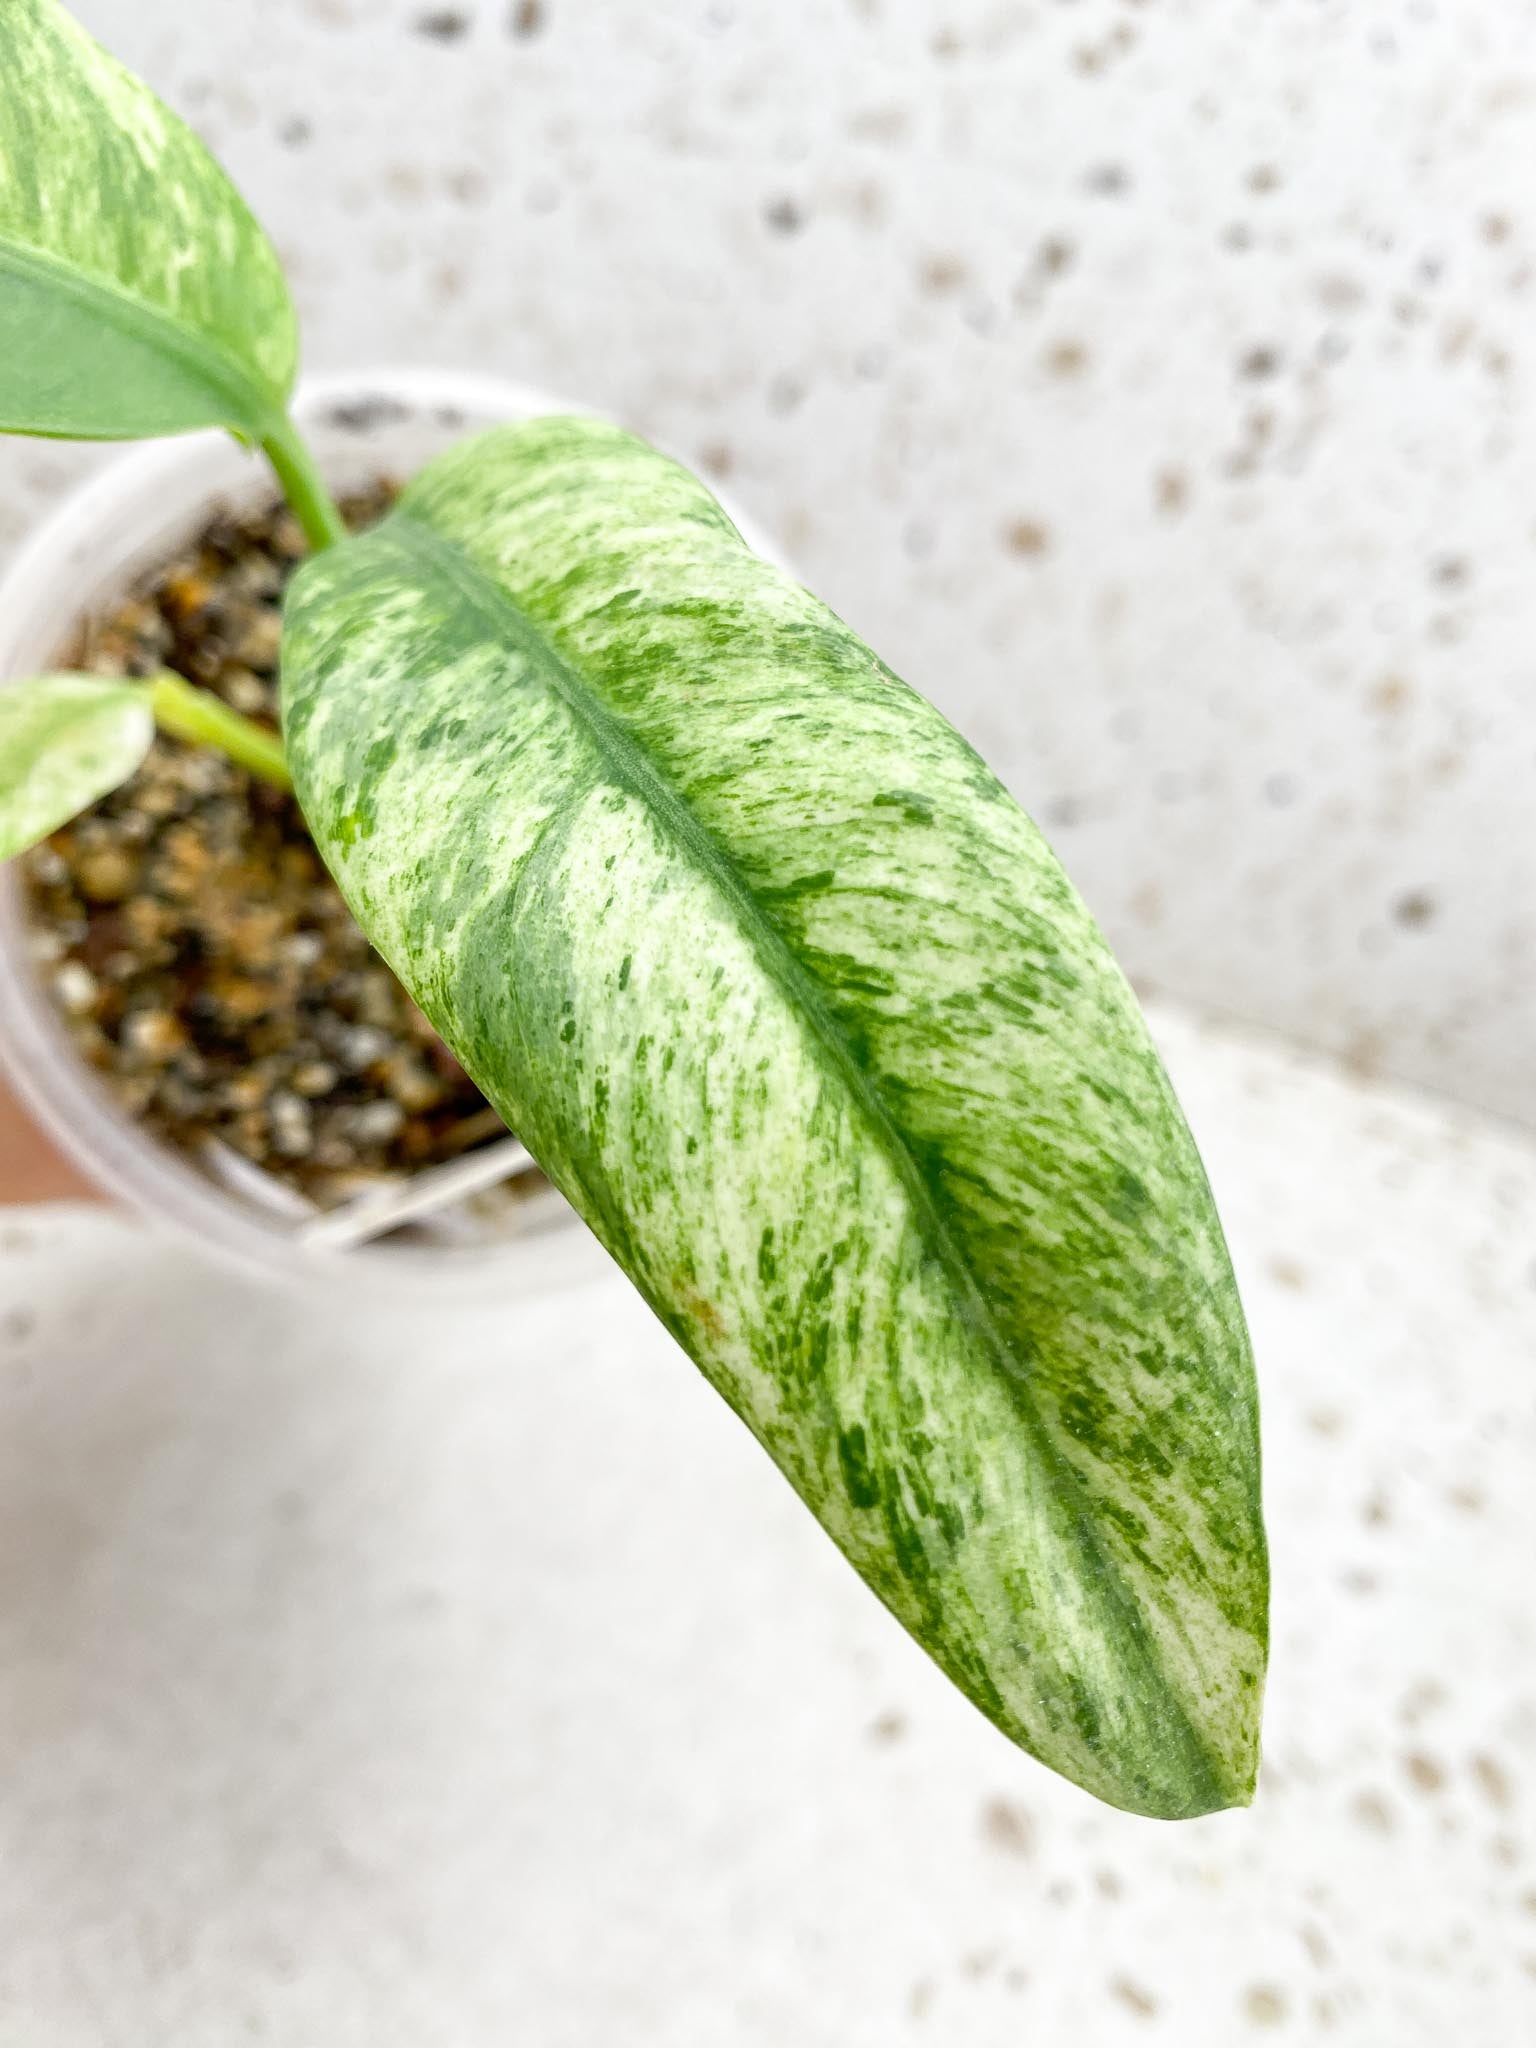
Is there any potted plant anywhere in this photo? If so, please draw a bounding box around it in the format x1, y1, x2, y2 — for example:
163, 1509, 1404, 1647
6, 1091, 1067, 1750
0, 0, 1267, 1821
0, 368, 784, 1289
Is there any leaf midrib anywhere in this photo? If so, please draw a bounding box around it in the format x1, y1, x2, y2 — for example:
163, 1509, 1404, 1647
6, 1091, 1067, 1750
0, 235, 282, 437
387, 508, 1231, 1809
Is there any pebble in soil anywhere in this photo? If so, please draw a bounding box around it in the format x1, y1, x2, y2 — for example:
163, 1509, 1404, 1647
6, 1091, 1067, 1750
19, 487, 536, 1217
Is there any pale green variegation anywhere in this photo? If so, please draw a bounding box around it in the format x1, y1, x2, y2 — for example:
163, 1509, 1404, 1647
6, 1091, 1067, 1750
0, 0, 333, 532
0, 0, 292, 435
0, 0, 1264, 1825
0, 671, 152, 861
282, 417, 1268, 1819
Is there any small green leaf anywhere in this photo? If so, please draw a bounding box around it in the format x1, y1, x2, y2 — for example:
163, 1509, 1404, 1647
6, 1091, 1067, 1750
0, 0, 296, 444
0, 673, 152, 860
282, 418, 1268, 1819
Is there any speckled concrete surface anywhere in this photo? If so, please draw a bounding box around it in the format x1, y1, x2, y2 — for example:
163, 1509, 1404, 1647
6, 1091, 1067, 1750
2, 0, 1532, 1126
0, 1002, 1531, 2044
2, 3, 1533, 2036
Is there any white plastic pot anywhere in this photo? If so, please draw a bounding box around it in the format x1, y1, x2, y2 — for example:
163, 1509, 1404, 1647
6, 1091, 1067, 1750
0, 368, 773, 1294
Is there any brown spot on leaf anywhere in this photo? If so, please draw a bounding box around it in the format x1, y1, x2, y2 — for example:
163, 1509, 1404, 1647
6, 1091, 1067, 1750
677, 1288, 726, 1339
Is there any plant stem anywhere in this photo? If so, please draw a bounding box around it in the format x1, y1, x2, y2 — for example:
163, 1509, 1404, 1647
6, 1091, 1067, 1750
260, 412, 347, 552
148, 673, 292, 791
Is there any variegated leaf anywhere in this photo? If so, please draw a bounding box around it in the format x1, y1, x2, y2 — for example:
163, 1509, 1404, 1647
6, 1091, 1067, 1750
282, 418, 1268, 1818
0, 672, 152, 861
0, 0, 296, 443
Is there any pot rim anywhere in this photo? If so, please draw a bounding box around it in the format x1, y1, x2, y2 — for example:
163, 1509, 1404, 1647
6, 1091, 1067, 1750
0, 365, 778, 1295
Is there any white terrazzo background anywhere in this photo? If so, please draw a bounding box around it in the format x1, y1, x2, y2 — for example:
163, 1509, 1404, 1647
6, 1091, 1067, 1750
0, 1007, 1533, 2043
2, 0, 1534, 1125
2, 1, 1535, 2040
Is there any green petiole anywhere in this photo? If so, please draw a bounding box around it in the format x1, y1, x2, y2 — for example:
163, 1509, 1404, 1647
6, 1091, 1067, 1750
151, 406, 337, 790
260, 411, 347, 554
148, 671, 291, 790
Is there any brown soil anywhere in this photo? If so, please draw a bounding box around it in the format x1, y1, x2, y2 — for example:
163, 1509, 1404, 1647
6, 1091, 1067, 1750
18, 488, 532, 1211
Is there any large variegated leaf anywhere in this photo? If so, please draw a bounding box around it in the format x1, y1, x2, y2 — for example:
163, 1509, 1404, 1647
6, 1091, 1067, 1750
0, 672, 152, 861
282, 418, 1268, 1818
0, 0, 296, 443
